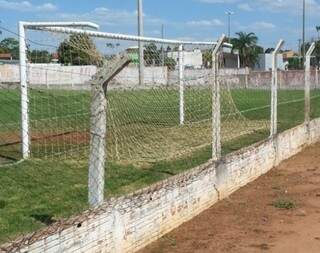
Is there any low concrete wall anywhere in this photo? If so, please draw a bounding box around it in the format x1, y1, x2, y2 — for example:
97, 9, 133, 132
2, 118, 320, 253
249, 70, 320, 89
0, 64, 250, 89
1, 64, 319, 90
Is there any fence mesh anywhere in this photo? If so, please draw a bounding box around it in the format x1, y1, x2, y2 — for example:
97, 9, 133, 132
221, 71, 270, 153
0, 25, 318, 245
311, 68, 320, 119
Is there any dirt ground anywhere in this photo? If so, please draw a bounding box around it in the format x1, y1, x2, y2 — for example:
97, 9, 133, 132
139, 143, 320, 253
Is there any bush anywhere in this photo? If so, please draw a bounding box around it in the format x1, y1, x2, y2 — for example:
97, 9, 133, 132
164, 57, 177, 70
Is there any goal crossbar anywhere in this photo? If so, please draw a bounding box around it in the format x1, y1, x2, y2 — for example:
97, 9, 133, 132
25, 23, 232, 47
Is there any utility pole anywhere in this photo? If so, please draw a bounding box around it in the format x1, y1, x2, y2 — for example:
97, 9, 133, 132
138, 0, 144, 86
298, 39, 302, 56
316, 26, 320, 40
225, 11, 234, 42
302, 0, 306, 62
161, 24, 165, 65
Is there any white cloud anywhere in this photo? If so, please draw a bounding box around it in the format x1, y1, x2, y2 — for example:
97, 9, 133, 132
237, 3, 253, 11
196, 0, 240, 3
252, 21, 275, 30
236, 21, 276, 31
197, 0, 320, 16
245, 0, 320, 15
55, 7, 166, 28
0, 0, 57, 12
187, 19, 224, 27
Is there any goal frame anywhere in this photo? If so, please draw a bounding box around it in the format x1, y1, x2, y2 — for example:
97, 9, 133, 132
19, 21, 231, 161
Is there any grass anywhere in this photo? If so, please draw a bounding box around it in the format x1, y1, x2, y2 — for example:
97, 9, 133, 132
0, 87, 320, 244
273, 198, 296, 210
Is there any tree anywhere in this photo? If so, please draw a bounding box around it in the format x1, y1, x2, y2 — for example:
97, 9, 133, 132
305, 41, 320, 68
287, 57, 303, 70
202, 49, 213, 68
28, 50, 52, 63
0, 38, 19, 59
164, 56, 176, 70
231, 32, 262, 68
144, 43, 160, 66
57, 34, 100, 65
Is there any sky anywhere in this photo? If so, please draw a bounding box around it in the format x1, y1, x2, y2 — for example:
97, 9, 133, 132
0, 0, 320, 51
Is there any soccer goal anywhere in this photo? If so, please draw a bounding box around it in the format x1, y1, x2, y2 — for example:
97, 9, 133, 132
0, 21, 273, 206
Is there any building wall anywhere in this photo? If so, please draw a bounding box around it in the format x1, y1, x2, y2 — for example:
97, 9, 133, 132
255, 54, 286, 71
3, 118, 320, 253
167, 50, 203, 69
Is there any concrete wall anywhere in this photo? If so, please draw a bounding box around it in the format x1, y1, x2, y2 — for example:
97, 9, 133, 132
0, 64, 96, 89
2, 118, 320, 253
1, 64, 319, 90
249, 70, 320, 89
0, 64, 248, 89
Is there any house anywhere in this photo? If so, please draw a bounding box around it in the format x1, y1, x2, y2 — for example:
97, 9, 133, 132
222, 48, 240, 68
0, 53, 12, 60
0, 53, 17, 65
282, 50, 298, 61
125, 46, 139, 64
51, 52, 59, 63
167, 48, 203, 69
254, 53, 286, 71
0, 53, 12, 61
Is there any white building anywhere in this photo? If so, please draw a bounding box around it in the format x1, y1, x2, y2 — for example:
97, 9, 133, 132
167, 49, 203, 69
255, 53, 286, 71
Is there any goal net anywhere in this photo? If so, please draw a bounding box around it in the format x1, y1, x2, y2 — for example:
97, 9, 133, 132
0, 25, 270, 167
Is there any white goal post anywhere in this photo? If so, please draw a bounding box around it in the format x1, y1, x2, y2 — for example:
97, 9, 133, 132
19, 21, 233, 207
19, 21, 232, 160
19, 21, 100, 159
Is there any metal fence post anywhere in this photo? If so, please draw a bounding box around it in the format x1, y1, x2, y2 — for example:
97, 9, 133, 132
88, 78, 107, 207
245, 67, 249, 89
212, 35, 226, 161
270, 40, 285, 137
178, 44, 185, 125
19, 22, 30, 159
305, 42, 316, 125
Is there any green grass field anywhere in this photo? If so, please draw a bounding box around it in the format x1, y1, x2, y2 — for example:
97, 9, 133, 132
0, 87, 320, 243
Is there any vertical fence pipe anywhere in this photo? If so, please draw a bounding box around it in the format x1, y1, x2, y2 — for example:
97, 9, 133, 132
212, 35, 226, 161
179, 44, 185, 125
270, 39, 285, 137
19, 22, 30, 159
305, 42, 316, 125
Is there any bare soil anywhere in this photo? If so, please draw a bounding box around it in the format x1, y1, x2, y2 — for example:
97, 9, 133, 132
140, 143, 320, 253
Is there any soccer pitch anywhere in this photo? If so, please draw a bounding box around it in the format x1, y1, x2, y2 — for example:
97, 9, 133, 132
0, 88, 319, 242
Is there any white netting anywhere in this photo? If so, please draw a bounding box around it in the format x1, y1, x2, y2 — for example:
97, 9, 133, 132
0, 28, 273, 166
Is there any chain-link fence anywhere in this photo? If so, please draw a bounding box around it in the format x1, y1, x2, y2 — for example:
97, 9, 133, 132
0, 23, 318, 245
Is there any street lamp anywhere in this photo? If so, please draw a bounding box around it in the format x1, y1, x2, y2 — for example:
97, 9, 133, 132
225, 11, 234, 41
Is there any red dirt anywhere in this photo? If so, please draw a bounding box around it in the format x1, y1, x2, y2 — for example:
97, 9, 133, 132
0, 131, 90, 147
139, 143, 320, 253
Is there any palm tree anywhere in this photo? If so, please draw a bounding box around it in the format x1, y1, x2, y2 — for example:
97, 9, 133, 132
231, 32, 262, 68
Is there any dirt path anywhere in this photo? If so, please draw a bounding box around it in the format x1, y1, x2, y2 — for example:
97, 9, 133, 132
139, 143, 320, 253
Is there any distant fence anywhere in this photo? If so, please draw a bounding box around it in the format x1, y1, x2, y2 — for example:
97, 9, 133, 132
1, 64, 319, 90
